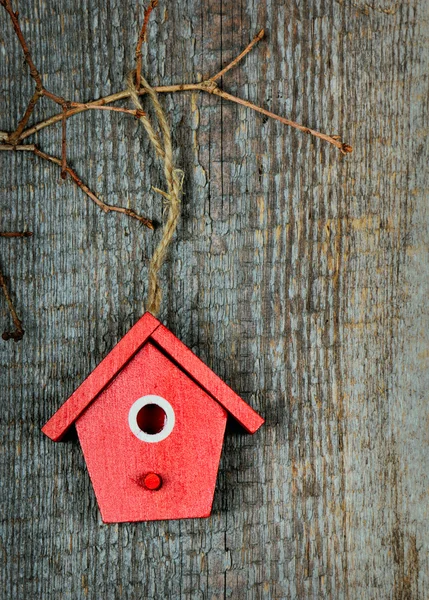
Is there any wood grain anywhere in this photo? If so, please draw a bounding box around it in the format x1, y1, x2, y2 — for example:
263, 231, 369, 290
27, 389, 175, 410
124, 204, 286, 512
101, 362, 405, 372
1, 0, 428, 598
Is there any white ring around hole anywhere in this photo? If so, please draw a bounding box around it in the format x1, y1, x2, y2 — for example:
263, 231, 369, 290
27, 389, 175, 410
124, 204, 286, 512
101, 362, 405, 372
128, 395, 175, 443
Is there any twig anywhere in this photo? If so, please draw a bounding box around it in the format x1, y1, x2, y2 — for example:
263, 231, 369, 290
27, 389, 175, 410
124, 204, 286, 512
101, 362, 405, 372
210, 87, 352, 153
42, 89, 66, 106
0, 258, 24, 341
70, 102, 146, 118
1, 2, 353, 152
0, 1, 353, 339
11, 80, 352, 155
0, 144, 36, 151
0, 0, 44, 147
13, 82, 351, 153
211, 28, 265, 82
135, 0, 158, 90
0, 141, 153, 227
61, 105, 68, 179
0, 232, 32, 238
0, 0, 68, 157
0, 0, 351, 152
14, 86, 201, 140
0, 0, 65, 108
32, 148, 154, 229
8, 89, 42, 145
0, 0, 43, 91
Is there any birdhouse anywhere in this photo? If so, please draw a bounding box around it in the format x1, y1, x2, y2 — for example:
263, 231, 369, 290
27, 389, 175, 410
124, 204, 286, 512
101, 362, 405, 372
42, 312, 264, 523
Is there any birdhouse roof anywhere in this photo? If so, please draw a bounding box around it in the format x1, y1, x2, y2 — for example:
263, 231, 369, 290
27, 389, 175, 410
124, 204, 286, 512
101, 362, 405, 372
42, 312, 264, 441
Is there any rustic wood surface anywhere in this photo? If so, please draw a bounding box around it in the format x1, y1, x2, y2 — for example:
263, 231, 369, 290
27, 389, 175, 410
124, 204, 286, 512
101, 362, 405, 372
1, 0, 428, 598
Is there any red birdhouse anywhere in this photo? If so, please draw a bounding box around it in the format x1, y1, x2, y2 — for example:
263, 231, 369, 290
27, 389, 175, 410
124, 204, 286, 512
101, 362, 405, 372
42, 312, 264, 523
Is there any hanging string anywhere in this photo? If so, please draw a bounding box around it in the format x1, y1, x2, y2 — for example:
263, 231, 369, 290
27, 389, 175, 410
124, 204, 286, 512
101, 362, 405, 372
127, 72, 183, 316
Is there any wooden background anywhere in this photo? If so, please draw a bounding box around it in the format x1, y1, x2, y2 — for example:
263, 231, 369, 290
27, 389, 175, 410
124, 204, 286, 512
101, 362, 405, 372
1, 0, 428, 598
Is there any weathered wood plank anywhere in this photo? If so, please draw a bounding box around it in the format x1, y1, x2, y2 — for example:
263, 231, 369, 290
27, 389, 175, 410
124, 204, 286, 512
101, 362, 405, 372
1, 0, 428, 598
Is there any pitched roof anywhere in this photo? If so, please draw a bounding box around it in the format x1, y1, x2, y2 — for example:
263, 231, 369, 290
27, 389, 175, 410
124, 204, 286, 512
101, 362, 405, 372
42, 312, 264, 441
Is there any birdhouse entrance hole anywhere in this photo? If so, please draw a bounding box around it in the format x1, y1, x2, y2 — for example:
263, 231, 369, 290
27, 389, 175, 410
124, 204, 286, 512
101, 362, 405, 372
136, 404, 166, 435
128, 395, 176, 443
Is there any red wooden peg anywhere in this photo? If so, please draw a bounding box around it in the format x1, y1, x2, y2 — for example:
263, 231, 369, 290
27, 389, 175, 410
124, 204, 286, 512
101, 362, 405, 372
143, 473, 162, 490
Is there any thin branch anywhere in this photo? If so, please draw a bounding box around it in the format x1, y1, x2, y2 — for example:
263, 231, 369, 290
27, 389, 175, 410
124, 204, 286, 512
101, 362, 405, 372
0, 0, 65, 106
0, 0, 43, 91
15, 90, 352, 157
32, 148, 154, 229
42, 88, 66, 106
0, 0, 68, 154
61, 105, 68, 179
70, 102, 146, 118
210, 87, 352, 153
135, 0, 158, 90
0, 258, 24, 341
0, 143, 154, 227
0, 232, 32, 238
17, 85, 200, 140
0, 3, 354, 339
211, 28, 265, 82
0, 143, 36, 151
7, 89, 42, 144
1, 3, 353, 152
15, 80, 352, 153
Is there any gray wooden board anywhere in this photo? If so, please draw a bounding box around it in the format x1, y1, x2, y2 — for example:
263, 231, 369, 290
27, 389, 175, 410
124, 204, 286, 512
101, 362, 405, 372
1, 0, 428, 598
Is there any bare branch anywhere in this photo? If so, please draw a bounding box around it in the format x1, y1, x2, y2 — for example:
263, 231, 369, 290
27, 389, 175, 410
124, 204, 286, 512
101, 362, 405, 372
15, 80, 352, 153
1, 3, 352, 152
61, 105, 68, 179
210, 87, 351, 154
0, 6, 353, 338
17, 86, 200, 140
0, 143, 154, 228
70, 102, 146, 118
0, 144, 36, 151
135, 0, 158, 89
7, 90, 42, 145
0, 258, 25, 341
211, 29, 265, 82
0, 232, 32, 238
0, 0, 43, 91
32, 148, 154, 229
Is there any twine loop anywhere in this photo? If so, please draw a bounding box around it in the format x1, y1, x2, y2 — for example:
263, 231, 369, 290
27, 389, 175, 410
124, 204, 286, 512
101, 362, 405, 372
127, 71, 183, 316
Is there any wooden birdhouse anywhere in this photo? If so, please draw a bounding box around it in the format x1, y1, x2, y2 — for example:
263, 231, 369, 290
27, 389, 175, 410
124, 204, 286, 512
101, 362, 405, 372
42, 312, 264, 523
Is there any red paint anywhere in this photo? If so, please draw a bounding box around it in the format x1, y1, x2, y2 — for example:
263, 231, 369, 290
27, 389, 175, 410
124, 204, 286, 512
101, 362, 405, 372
42, 312, 160, 441
151, 324, 265, 434
144, 473, 162, 490
42, 312, 264, 522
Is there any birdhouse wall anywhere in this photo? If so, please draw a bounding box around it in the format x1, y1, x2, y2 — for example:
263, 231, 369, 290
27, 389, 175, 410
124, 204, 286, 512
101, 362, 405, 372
75, 341, 228, 522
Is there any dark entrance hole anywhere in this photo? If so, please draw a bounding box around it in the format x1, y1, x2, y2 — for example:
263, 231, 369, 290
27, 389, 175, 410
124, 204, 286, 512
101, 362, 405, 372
136, 403, 167, 435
